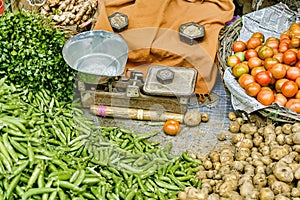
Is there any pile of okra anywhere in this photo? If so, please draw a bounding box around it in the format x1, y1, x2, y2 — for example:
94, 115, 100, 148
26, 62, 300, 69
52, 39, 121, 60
0, 76, 202, 200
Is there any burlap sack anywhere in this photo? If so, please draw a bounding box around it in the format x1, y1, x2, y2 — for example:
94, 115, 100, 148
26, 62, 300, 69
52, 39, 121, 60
93, 0, 234, 101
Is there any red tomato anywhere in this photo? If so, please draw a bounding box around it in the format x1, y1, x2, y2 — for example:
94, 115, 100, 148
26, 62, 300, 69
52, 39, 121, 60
238, 73, 256, 89
275, 78, 289, 93
289, 37, 300, 48
251, 32, 265, 43
248, 56, 262, 69
278, 42, 289, 53
274, 93, 287, 106
285, 98, 300, 114
227, 55, 241, 67
280, 32, 291, 41
269, 63, 287, 79
296, 90, 300, 99
247, 37, 262, 49
255, 71, 272, 86
281, 80, 299, 98
163, 119, 181, 136
265, 37, 280, 49
256, 89, 275, 106
297, 50, 300, 60
283, 49, 298, 65
286, 67, 300, 81
258, 45, 274, 60
251, 66, 266, 77
232, 40, 247, 52
295, 60, 300, 68
296, 77, 300, 88
264, 57, 279, 70
245, 49, 258, 61
245, 82, 261, 97
273, 53, 283, 63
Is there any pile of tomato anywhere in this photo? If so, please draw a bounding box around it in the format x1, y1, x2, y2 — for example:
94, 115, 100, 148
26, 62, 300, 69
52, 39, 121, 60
226, 22, 300, 114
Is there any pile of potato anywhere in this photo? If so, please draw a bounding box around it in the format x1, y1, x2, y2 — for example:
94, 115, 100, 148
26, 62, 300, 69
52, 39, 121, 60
178, 113, 300, 200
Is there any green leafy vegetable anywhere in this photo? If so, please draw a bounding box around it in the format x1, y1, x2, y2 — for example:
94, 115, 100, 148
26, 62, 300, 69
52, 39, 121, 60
0, 11, 75, 101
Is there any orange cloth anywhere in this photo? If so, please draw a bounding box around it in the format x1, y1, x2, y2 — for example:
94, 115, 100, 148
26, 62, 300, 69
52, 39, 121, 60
93, 0, 234, 99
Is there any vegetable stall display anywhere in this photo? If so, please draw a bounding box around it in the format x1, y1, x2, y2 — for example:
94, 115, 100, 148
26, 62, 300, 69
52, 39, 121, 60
0, 11, 203, 199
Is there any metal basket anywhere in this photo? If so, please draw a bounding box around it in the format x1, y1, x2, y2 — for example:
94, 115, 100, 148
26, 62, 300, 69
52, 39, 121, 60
217, 17, 300, 123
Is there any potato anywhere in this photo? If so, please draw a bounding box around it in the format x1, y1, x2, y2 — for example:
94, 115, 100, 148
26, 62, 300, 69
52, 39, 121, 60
271, 180, 291, 195
261, 156, 273, 166
232, 161, 244, 172
273, 163, 294, 183
276, 134, 286, 145
253, 173, 267, 189
260, 187, 275, 200
236, 139, 253, 149
209, 151, 220, 163
285, 134, 294, 145
253, 135, 263, 147
231, 133, 244, 144
293, 145, 300, 152
207, 193, 220, 200
239, 180, 255, 197
259, 145, 270, 156
178, 191, 187, 200
184, 109, 201, 126
235, 148, 251, 161
293, 132, 300, 145
275, 194, 290, 200
219, 149, 234, 164
228, 111, 237, 121
229, 121, 240, 133
219, 180, 238, 197
203, 159, 213, 170
275, 126, 283, 135
295, 167, 300, 180
282, 123, 293, 134
292, 123, 300, 133
263, 124, 276, 137
270, 146, 289, 161
206, 170, 215, 179
291, 187, 300, 197
240, 123, 258, 135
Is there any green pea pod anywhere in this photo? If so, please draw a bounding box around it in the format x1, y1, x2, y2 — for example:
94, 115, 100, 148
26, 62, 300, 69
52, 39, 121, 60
22, 188, 57, 200
27, 163, 42, 189
5, 174, 21, 199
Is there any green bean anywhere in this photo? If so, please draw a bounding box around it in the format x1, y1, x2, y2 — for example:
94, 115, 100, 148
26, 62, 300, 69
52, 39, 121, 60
48, 190, 58, 200
124, 189, 136, 200
73, 169, 85, 186
69, 170, 80, 183
9, 160, 29, 179
154, 179, 181, 191
0, 140, 12, 166
58, 189, 67, 200
48, 170, 73, 181
181, 152, 202, 165
2, 133, 18, 163
82, 192, 97, 200
27, 163, 42, 189
5, 174, 21, 199
22, 188, 56, 200
42, 178, 54, 200
54, 181, 84, 192
0, 152, 12, 173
